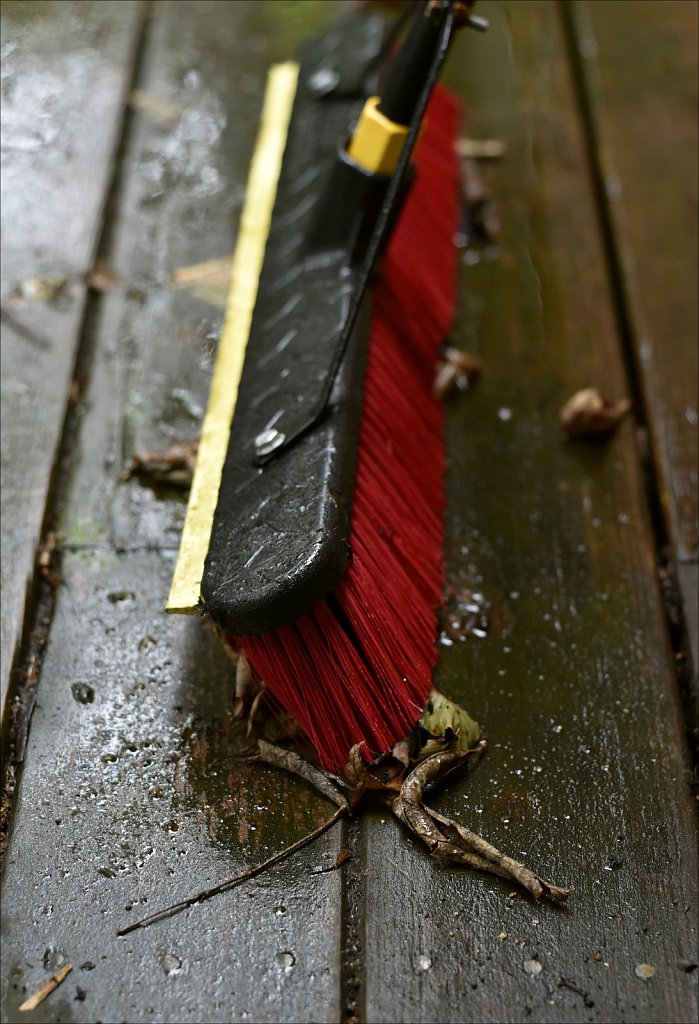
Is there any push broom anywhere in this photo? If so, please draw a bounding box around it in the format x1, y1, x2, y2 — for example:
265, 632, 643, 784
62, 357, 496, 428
168, 0, 486, 770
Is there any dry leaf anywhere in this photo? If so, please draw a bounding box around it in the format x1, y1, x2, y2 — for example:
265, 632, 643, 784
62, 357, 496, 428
418, 689, 481, 759
120, 440, 198, 489
342, 741, 414, 798
391, 749, 570, 903
459, 157, 500, 244
86, 260, 144, 301
433, 347, 483, 400
559, 387, 631, 439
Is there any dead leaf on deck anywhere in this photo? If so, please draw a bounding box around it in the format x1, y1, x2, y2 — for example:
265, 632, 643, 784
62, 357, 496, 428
342, 740, 412, 801
559, 387, 631, 439
433, 346, 483, 400
170, 257, 233, 308
86, 260, 144, 302
418, 689, 481, 759
391, 748, 570, 903
459, 157, 500, 245
120, 440, 198, 489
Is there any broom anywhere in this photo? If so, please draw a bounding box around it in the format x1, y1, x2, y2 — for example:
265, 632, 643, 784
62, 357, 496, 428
168, 0, 485, 770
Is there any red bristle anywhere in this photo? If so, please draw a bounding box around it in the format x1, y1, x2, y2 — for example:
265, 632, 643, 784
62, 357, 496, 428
236, 87, 462, 769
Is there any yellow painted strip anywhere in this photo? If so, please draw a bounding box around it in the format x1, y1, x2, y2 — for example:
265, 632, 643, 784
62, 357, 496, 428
167, 61, 299, 614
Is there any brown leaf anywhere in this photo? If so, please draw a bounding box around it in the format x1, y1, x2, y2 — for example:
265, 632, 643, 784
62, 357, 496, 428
391, 750, 570, 903
342, 742, 413, 797
86, 260, 144, 301
433, 347, 483, 400
559, 387, 631, 439
120, 440, 198, 488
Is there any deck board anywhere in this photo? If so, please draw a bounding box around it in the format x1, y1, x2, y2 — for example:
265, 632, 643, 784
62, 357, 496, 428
569, 0, 698, 704
363, 3, 698, 1021
0, 0, 143, 713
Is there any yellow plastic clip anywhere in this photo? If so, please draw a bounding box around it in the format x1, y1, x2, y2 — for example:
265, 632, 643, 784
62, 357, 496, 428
346, 97, 409, 176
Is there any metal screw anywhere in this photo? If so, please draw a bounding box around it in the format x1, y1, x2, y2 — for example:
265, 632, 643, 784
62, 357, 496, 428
307, 67, 340, 97
254, 427, 286, 459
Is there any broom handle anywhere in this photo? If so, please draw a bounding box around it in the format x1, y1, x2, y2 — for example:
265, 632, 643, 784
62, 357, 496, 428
255, 1, 485, 465
380, 1, 456, 127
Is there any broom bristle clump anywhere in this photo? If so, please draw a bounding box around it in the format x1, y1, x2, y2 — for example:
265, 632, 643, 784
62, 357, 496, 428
235, 89, 462, 769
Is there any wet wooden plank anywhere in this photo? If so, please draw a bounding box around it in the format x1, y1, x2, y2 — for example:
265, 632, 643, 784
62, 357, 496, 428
2, 2, 697, 1023
0, 0, 143, 713
570, 0, 698, 680
0, 552, 344, 1024
1, 3, 344, 1023
362, 3, 698, 1022
60, 0, 335, 554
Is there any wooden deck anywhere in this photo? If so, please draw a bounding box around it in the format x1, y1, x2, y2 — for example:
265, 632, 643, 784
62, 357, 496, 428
1, 2, 697, 1022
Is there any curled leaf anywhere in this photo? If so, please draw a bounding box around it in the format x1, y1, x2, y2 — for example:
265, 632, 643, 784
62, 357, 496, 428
433, 347, 483, 400
559, 387, 631, 439
391, 749, 570, 903
120, 440, 198, 488
418, 690, 481, 759
342, 741, 411, 800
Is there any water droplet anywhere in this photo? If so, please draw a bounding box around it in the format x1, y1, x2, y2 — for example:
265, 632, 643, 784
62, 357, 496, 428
71, 683, 95, 704
161, 954, 182, 976
277, 951, 295, 971
498, 407, 512, 422
524, 959, 543, 977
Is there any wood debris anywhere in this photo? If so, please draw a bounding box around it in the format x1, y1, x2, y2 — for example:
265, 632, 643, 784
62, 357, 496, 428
12, 275, 69, 304
129, 88, 182, 123
169, 256, 233, 307
37, 530, 61, 587
19, 963, 72, 1012
457, 137, 507, 160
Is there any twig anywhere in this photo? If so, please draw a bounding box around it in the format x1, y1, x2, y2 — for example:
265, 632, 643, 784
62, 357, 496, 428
391, 749, 570, 903
257, 739, 349, 809
117, 804, 346, 936
19, 964, 72, 1012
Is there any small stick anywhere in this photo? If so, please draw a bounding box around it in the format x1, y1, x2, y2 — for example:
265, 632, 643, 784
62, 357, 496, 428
257, 739, 349, 809
19, 964, 72, 1012
117, 805, 346, 936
